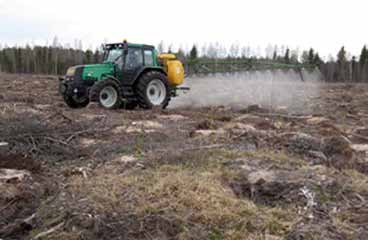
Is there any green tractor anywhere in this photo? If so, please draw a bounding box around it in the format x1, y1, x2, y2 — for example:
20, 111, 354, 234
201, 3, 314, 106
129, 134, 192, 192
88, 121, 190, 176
59, 40, 186, 110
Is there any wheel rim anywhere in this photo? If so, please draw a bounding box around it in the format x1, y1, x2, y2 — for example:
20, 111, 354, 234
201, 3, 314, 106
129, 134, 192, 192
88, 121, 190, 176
99, 86, 118, 108
146, 79, 166, 106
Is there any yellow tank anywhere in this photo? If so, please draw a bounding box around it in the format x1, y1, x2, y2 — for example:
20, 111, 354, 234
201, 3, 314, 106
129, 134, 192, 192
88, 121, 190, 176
167, 60, 184, 86
158, 53, 176, 60
158, 54, 185, 86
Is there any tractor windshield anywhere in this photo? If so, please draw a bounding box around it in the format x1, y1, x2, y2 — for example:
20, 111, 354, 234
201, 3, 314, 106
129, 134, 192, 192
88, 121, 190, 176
104, 48, 123, 63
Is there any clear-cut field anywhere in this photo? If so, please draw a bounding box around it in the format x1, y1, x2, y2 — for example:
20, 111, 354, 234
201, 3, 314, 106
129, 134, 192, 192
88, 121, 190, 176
1, 73, 368, 239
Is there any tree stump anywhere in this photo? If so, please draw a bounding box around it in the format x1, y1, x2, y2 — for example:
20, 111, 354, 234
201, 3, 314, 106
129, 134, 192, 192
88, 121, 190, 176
0, 142, 9, 155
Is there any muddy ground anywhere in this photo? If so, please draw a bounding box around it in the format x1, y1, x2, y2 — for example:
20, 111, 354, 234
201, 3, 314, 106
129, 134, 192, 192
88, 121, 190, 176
1, 73, 368, 240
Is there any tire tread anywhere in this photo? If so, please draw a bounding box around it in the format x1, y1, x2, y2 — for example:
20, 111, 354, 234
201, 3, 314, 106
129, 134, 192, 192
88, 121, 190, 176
135, 71, 171, 109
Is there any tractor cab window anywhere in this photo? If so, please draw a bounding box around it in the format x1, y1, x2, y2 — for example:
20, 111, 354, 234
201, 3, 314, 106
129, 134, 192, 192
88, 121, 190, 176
144, 50, 154, 66
104, 48, 123, 63
125, 48, 143, 70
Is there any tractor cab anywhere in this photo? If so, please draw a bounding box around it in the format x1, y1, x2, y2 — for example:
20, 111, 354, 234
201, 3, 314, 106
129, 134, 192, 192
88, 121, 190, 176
102, 41, 159, 85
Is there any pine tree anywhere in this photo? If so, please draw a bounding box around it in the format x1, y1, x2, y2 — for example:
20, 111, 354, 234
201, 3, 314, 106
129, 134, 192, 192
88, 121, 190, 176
93, 49, 101, 64
359, 45, 367, 65
25, 45, 32, 73
301, 51, 309, 64
8, 48, 16, 73
337, 46, 347, 64
84, 49, 93, 64
337, 46, 348, 81
189, 45, 198, 60
308, 48, 315, 64
351, 56, 358, 82
272, 50, 277, 61
284, 48, 290, 63
290, 50, 299, 64
313, 53, 322, 66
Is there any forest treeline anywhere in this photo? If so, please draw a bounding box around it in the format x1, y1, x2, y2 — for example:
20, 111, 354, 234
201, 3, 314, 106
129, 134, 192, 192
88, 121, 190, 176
0, 46, 103, 75
320, 46, 368, 82
0, 41, 368, 82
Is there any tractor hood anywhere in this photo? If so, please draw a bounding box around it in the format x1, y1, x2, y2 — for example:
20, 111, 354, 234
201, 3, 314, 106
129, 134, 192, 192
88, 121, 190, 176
81, 63, 115, 81
66, 63, 115, 81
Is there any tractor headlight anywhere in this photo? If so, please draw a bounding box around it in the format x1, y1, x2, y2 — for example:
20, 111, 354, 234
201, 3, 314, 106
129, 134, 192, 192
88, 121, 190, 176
66, 67, 76, 76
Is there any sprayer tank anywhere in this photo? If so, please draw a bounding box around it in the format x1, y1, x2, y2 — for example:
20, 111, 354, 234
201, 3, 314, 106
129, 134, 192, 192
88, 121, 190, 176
158, 54, 185, 86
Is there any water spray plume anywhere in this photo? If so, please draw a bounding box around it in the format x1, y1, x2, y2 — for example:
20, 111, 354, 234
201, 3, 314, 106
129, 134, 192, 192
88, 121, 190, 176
171, 69, 323, 114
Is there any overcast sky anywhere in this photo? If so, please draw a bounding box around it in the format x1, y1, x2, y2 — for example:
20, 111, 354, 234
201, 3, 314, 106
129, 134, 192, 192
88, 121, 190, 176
0, 0, 367, 58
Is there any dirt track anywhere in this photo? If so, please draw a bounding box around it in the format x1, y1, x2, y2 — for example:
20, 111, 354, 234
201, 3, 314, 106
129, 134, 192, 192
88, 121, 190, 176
1, 73, 368, 239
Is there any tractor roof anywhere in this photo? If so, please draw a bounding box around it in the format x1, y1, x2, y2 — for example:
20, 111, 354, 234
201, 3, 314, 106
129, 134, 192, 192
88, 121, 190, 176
105, 42, 155, 49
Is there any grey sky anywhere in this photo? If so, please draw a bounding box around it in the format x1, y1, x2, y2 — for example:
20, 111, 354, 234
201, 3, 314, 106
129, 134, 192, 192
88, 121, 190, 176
0, 0, 367, 58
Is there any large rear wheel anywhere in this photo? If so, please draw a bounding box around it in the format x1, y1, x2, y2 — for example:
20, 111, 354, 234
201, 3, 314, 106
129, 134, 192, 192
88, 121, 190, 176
135, 71, 170, 109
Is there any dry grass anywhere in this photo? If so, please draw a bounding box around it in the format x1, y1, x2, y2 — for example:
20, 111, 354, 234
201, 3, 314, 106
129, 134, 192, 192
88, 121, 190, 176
228, 149, 307, 169
66, 164, 294, 239
343, 169, 368, 193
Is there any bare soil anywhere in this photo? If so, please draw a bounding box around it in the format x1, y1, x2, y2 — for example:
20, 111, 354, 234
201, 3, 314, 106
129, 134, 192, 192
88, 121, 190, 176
1, 73, 368, 239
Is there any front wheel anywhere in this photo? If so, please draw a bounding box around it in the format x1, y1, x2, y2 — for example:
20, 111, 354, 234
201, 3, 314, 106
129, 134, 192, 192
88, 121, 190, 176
90, 79, 122, 109
135, 71, 171, 109
61, 83, 89, 108
63, 94, 89, 108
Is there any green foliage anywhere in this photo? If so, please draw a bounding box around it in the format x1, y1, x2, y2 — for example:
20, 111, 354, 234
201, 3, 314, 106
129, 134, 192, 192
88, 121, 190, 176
272, 50, 278, 61
290, 51, 299, 64
284, 48, 290, 63
209, 230, 224, 240
84, 50, 93, 64
189, 45, 198, 60
0, 45, 102, 75
300, 48, 323, 66
314, 53, 323, 66
336, 46, 349, 82
308, 48, 315, 64
359, 45, 367, 65
301, 51, 309, 64
337, 46, 347, 64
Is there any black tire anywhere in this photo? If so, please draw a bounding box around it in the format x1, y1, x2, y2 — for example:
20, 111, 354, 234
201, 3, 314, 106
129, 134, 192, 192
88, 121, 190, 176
62, 86, 89, 109
89, 79, 122, 109
135, 71, 171, 109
